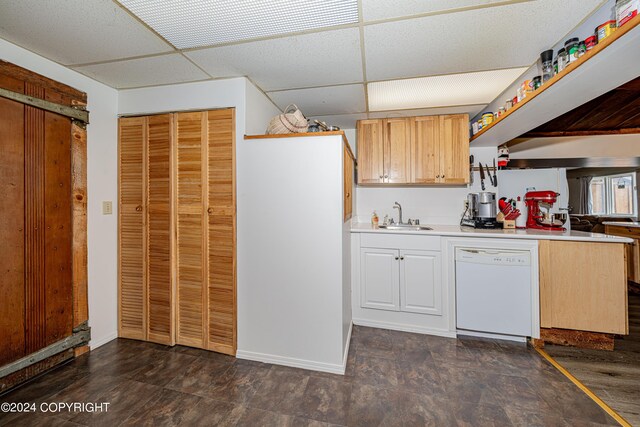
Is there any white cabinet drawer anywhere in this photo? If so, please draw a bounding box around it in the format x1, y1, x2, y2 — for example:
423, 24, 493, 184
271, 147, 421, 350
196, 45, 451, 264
360, 233, 441, 251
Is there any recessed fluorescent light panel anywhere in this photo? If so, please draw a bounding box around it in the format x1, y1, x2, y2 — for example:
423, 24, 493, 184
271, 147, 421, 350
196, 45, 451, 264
367, 68, 528, 111
119, 0, 359, 49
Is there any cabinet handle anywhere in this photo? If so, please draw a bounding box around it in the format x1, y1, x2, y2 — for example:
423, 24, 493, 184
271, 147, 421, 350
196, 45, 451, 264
442, 175, 445, 179
346, 192, 350, 197
207, 207, 213, 214
384, 175, 388, 179
395, 256, 399, 260
135, 205, 142, 212
436, 175, 440, 178
400, 256, 404, 260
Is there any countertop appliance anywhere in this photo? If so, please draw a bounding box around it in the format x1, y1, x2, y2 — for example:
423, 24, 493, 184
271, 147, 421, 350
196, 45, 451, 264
455, 247, 533, 338
461, 192, 501, 229
524, 190, 566, 231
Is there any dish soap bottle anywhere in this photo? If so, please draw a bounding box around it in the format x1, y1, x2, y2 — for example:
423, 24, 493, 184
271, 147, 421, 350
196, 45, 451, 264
371, 211, 379, 227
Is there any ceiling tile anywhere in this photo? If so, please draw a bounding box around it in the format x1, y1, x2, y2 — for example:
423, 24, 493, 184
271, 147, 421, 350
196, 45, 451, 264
368, 105, 487, 119
0, 0, 173, 65
368, 68, 527, 111
364, 0, 603, 81
186, 28, 363, 91
267, 84, 365, 116
120, 0, 359, 49
73, 54, 209, 89
362, 0, 507, 22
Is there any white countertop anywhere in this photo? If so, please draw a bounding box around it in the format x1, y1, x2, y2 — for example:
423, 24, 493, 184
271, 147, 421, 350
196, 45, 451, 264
603, 221, 640, 228
351, 222, 633, 243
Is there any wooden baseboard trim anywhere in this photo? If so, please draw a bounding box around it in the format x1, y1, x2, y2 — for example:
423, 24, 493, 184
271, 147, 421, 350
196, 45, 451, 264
540, 328, 615, 350
534, 347, 631, 427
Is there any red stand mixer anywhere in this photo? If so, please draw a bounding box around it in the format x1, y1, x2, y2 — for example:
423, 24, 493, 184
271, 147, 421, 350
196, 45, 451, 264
524, 190, 566, 231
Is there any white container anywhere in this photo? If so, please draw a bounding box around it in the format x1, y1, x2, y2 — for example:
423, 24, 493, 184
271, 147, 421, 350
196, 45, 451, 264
515, 198, 527, 228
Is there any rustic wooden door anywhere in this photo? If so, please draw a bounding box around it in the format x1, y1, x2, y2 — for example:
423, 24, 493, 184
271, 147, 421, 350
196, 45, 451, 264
0, 60, 88, 391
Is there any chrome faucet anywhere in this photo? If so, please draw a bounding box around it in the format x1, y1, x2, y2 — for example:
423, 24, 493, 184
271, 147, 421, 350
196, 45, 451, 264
393, 201, 403, 225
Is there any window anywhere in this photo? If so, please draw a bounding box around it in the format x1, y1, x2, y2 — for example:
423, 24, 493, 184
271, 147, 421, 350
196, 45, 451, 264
589, 173, 637, 216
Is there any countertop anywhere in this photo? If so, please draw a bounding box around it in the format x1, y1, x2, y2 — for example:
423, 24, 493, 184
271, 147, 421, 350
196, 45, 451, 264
603, 221, 640, 228
351, 222, 633, 243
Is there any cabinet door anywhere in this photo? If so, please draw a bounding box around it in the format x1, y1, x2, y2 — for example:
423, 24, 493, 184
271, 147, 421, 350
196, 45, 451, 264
175, 111, 207, 349
146, 114, 174, 345
356, 119, 384, 184
410, 116, 440, 184
439, 114, 469, 184
384, 118, 411, 184
206, 108, 236, 355
118, 116, 146, 340
360, 248, 400, 311
343, 144, 354, 221
399, 250, 442, 315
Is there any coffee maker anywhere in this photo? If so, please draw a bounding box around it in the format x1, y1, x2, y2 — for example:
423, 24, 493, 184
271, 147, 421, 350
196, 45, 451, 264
461, 192, 500, 229
524, 190, 566, 231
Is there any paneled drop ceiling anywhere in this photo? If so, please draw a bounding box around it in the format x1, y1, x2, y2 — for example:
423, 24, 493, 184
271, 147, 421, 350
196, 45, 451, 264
0, 0, 606, 128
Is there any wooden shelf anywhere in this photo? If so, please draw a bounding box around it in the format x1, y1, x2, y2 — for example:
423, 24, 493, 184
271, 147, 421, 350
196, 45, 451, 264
245, 130, 355, 160
470, 15, 640, 147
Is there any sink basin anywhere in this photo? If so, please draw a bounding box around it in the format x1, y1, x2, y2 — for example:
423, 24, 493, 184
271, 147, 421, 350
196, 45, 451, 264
378, 224, 433, 231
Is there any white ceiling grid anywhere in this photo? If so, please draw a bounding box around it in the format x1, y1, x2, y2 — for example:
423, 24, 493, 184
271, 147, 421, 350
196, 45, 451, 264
0, 0, 607, 127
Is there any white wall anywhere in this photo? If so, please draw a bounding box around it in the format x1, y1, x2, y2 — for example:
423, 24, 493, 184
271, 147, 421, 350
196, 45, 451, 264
355, 147, 498, 225
245, 80, 280, 135
0, 38, 119, 349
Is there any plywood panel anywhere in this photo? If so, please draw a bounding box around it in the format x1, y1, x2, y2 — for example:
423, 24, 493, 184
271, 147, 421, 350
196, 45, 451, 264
176, 112, 205, 348
206, 109, 236, 355
147, 114, 173, 344
0, 89, 26, 366
44, 111, 73, 346
118, 117, 146, 340
539, 240, 628, 334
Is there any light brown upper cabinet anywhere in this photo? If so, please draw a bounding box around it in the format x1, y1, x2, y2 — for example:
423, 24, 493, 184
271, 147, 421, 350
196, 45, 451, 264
357, 114, 469, 185
118, 108, 236, 356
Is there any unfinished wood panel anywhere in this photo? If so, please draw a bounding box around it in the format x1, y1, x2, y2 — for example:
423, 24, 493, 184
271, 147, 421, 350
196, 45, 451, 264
118, 117, 146, 340
0, 87, 26, 366
356, 119, 384, 184
176, 111, 206, 348
539, 240, 628, 334
383, 118, 411, 184
71, 122, 88, 328
147, 114, 173, 345
44, 110, 73, 346
343, 143, 354, 221
439, 114, 469, 184
411, 116, 440, 184
206, 109, 236, 355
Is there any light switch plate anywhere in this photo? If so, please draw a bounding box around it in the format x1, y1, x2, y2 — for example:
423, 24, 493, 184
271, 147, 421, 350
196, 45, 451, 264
103, 201, 113, 215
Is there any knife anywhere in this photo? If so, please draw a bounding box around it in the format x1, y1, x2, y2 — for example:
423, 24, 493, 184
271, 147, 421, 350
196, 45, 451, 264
479, 163, 486, 191
492, 158, 498, 187
469, 155, 474, 185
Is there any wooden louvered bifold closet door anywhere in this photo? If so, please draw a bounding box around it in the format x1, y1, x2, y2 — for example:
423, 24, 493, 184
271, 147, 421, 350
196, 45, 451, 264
175, 109, 236, 355
118, 115, 173, 344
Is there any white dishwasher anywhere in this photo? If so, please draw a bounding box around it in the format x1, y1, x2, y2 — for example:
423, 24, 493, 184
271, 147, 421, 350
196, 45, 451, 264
455, 247, 533, 338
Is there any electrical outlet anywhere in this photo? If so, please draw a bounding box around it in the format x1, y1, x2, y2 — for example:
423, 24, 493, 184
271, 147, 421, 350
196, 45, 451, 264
102, 201, 113, 215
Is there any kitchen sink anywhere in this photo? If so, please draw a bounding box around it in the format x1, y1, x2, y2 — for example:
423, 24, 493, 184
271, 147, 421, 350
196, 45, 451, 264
378, 224, 433, 231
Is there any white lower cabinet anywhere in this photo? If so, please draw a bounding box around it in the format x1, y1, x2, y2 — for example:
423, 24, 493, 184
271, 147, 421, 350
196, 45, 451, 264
360, 247, 441, 315
400, 250, 442, 315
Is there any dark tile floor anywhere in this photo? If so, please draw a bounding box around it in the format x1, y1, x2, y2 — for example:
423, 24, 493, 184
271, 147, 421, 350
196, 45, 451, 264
0, 326, 619, 426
